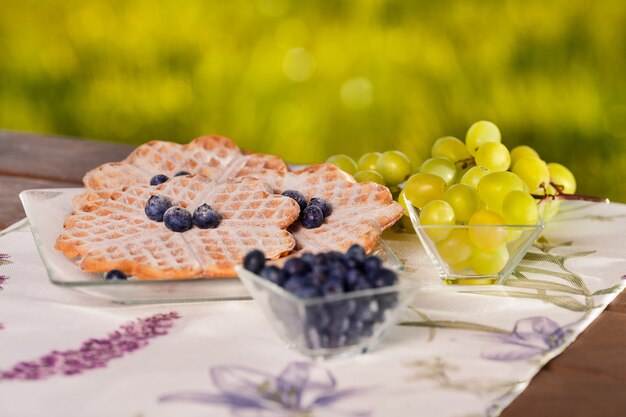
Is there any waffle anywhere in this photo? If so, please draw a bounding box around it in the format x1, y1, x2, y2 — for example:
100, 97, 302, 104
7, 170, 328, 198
249, 163, 404, 254
56, 176, 300, 279
82, 135, 287, 193
72, 135, 403, 270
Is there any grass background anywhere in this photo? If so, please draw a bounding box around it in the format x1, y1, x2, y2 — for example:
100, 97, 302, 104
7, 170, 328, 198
1, 0, 625, 202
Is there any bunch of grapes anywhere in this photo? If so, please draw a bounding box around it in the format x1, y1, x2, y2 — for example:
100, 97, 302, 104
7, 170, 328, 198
400, 120, 605, 276
326, 151, 413, 189
324, 122, 606, 277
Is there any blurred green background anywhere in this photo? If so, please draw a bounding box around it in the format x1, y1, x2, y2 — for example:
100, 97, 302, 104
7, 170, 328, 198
1, 0, 625, 202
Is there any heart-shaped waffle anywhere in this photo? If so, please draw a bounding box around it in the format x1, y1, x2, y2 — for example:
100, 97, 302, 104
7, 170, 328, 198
83, 135, 287, 192
249, 163, 404, 254
56, 176, 300, 279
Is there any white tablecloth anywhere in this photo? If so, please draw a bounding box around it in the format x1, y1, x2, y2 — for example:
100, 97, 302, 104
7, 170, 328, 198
1, 201, 625, 417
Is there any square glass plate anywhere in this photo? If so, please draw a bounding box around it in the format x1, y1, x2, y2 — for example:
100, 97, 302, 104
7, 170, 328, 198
19, 188, 403, 305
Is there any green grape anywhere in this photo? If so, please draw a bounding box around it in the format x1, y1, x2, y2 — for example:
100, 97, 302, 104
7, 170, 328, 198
477, 171, 526, 213
471, 245, 509, 275
397, 189, 411, 217
420, 200, 455, 242
358, 152, 381, 171
376, 150, 412, 186
326, 154, 358, 175
465, 120, 501, 156
510, 145, 539, 166
474, 142, 511, 172
431, 136, 471, 163
444, 184, 478, 223
460, 166, 490, 189
403, 173, 447, 209
420, 157, 457, 186
502, 190, 539, 225
512, 156, 550, 192
548, 162, 576, 194
354, 169, 385, 185
468, 209, 507, 250
436, 228, 473, 270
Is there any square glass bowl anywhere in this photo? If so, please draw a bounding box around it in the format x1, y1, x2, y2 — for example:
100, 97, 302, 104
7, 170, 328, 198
236, 266, 419, 360
403, 195, 544, 285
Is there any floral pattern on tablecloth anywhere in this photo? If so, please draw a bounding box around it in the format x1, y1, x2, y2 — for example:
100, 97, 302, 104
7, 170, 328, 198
0, 312, 180, 381
0, 253, 10, 290
0, 252, 11, 330
160, 361, 372, 417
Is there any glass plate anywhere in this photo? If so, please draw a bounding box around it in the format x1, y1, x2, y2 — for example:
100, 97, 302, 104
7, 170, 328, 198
19, 188, 403, 305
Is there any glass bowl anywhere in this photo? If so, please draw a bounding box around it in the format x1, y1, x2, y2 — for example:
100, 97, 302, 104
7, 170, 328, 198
403, 195, 544, 285
236, 266, 419, 360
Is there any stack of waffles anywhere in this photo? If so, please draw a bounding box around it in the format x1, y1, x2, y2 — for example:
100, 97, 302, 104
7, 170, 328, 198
56, 136, 404, 279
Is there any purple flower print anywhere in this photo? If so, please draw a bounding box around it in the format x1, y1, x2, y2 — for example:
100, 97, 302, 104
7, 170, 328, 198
0, 253, 10, 289
481, 316, 570, 361
160, 361, 372, 417
0, 311, 180, 381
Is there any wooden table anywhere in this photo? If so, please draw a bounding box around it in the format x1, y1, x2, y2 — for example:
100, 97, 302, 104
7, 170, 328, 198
1, 129, 625, 416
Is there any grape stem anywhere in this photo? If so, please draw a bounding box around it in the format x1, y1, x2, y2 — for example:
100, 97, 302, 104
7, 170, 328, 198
455, 157, 476, 170
532, 183, 610, 203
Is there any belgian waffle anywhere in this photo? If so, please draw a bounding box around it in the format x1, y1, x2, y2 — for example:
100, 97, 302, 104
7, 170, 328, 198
82, 135, 287, 192
56, 176, 300, 279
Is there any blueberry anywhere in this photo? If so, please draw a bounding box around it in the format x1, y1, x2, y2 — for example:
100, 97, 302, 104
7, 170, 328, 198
145, 195, 172, 222
105, 269, 127, 280
149, 174, 169, 186
308, 265, 327, 286
284, 258, 309, 277
321, 279, 344, 296
369, 268, 398, 288
301, 205, 324, 229
306, 305, 331, 331
326, 261, 347, 283
284, 276, 319, 299
345, 268, 364, 289
346, 244, 367, 262
318, 332, 331, 349
163, 206, 193, 232
346, 319, 365, 343
174, 171, 191, 177
281, 190, 307, 211
327, 315, 350, 336
327, 299, 357, 319
363, 256, 382, 272
376, 292, 399, 310
352, 277, 372, 291
308, 197, 332, 217
300, 253, 317, 267
353, 298, 378, 322
259, 266, 285, 285
243, 250, 266, 274
192, 204, 220, 229
326, 251, 344, 262
314, 253, 328, 266
344, 257, 361, 270
327, 333, 347, 348
360, 320, 375, 337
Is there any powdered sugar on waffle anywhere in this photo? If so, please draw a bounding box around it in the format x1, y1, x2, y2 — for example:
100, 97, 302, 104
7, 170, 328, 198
56, 176, 300, 279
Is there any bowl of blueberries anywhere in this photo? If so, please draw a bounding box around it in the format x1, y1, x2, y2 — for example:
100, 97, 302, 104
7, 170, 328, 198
236, 244, 419, 360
